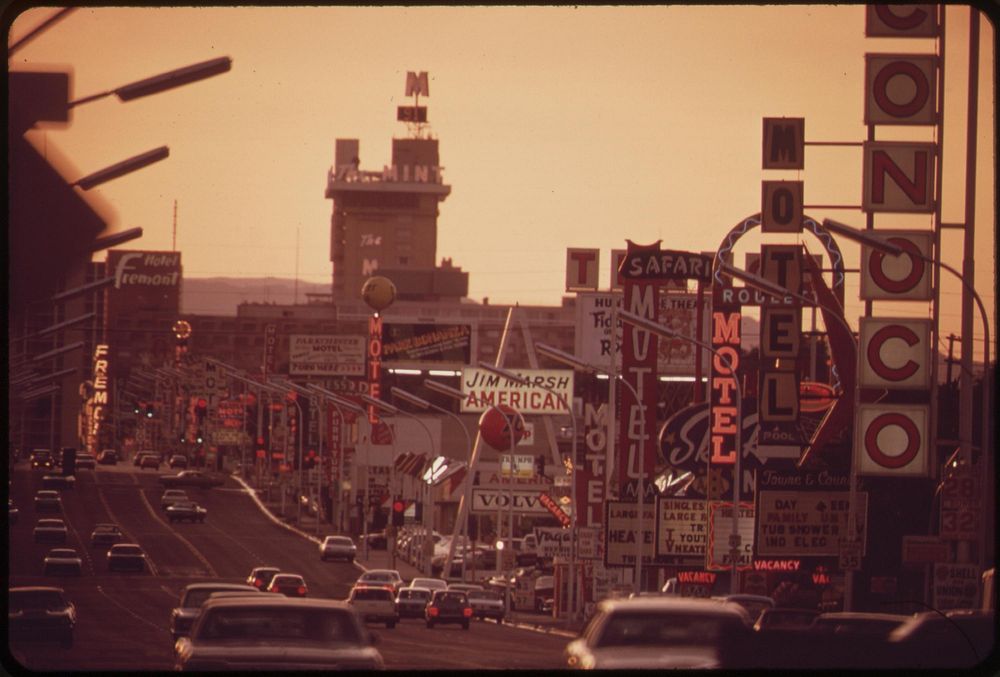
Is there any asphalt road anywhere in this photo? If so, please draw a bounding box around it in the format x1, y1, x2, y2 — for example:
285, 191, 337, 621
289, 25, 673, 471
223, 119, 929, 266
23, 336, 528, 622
6, 462, 570, 671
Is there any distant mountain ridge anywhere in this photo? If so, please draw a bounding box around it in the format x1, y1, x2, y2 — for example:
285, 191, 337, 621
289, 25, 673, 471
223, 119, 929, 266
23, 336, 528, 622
181, 277, 330, 316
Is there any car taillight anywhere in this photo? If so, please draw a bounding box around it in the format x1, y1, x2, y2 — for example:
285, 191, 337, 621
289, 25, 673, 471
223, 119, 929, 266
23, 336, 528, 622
269, 587, 281, 593
254, 579, 263, 588
463, 607, 473, 617
297, 586, 306, 595
429, 607, 439, 616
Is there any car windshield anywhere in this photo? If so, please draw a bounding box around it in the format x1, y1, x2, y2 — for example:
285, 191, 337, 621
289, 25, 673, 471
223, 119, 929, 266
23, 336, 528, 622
273, 577, 303, 586
198, 607, 361, 643
38, 520, 64, 527
596, 612, 738, 647
114, 546, 142, 555
326, 537, 352, 545
10, 590, 66, 611
48, 549, 76, 557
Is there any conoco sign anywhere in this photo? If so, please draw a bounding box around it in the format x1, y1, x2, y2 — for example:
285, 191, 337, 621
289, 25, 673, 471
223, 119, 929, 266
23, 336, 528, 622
855, 403, 930, 477
858, 317, 932, 389
859, 230, 933, 301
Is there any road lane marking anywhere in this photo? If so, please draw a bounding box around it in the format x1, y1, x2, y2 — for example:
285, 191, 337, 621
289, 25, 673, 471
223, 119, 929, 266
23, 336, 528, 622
136, 485, 215, 578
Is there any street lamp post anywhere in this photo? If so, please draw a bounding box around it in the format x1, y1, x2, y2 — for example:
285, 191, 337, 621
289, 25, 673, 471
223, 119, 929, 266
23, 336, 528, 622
476, 361, 581, 622
391, 386, 475, 580
618, 309, 746, 593
307, 384, 359, 534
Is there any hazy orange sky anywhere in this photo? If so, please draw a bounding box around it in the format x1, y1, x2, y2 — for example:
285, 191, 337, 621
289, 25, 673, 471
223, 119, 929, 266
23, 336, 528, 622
8, 5, 995, 360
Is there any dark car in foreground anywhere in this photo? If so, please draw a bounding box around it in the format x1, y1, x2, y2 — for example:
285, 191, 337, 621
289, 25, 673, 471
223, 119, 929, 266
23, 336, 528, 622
166, 501, 208, 523
426, 590, 473, 630
9, 586, 76, 648
564, 597, 754, 670
170, 583, 261, 640
174, 596, 383, 671
885, 609, 996, 669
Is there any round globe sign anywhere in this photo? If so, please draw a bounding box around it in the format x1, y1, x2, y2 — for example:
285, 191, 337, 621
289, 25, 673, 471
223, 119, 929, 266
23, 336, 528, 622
361, 275, 397, 312
478, 404, 526, 450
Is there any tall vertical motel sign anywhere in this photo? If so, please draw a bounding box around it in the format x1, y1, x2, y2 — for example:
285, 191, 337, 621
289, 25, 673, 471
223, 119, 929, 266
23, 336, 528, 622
617, 241, 713, 500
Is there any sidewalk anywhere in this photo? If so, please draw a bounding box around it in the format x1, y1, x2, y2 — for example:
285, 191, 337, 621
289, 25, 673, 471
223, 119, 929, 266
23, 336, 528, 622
231, 473, 584, 637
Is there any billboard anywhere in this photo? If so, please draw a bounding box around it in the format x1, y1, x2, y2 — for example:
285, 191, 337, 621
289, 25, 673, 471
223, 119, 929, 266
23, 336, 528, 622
382, 323, 471, 363
289, 335, 365, 376
459, 367, 573, 414
107, 250, 181, 314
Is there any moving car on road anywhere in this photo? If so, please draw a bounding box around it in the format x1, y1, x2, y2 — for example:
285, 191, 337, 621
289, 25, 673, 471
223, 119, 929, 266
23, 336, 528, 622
97, 449, 119, 465
8, 586, 76, 648
266, 573, 308, 597
319, 535, 357, 562
395, 587, 432, 619
174, 596, 384, 671
168, 454, 189, 469
161, 489, 190, 509
107, 543, 147, 572
34, 489, 62, 512
75, 453, 97, 470
170, 583, 261, 640
347, 585, 398, 629
425, 589, 473, 630
30, 449, 54, 471
159, 470, 225, 489
247, 566, 282, 591
564, 597, 754, 670
468, 589, 505, 622
33, 518, 68, 543
408, 577, 448, 593
140, 455, 161, 469
166, 501, 208, 523
356, 569, 404, 594
90, 523, 124, 547
43, 548, 83, 576
42, 474, 76, 490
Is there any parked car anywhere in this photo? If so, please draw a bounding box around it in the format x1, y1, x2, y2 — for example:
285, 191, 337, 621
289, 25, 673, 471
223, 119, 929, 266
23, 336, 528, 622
426, 589, 473, 630
43, 548, 83, 576
885, 609, 996, 669
90, 523, 124, 547
134, 452, 155, 467
34, 489, 63, 512
159, 470, 225, 489
266, 573, 308, 597
564, 597, 755, 670
468, 588, 505, 622
356, 569, 404, 594
395, 587, 432, 619
408, 577, 448, 593
161, 489, 190, 509
75, 453, 97, 470
33, 518, 68, 543
174, 596, 383, 671
140, 455, 161, 470
166, 501, 208, 523
319, 535, 357, 562
810, 611, 911, 638
170, 582, 261, 640
348, 585, 398, 629
97, 449, 119, 465
168, 454, 189, 469
30, 449, 55, 471
753, 607, 821, 631
8, 586, 76, 648
247, 566, 282, 591
107, 543, 147, 572
41, 474, 76, 491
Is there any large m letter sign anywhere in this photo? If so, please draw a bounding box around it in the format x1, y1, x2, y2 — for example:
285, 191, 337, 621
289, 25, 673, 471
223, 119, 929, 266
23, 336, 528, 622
863, 142, 936, 213
855, 403, 930, 477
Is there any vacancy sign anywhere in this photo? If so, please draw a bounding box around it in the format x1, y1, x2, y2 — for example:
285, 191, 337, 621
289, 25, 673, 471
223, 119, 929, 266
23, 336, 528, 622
858, 317, 932, 389
855, 403, 930, 477
860, 230, 934, 301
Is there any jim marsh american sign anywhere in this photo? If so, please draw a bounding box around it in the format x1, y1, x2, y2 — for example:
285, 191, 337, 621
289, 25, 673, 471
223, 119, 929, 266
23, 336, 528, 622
459, 367, 573, 414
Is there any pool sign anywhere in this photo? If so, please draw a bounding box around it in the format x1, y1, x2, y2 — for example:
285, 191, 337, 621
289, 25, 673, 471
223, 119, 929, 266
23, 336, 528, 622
854, 403, 930, 477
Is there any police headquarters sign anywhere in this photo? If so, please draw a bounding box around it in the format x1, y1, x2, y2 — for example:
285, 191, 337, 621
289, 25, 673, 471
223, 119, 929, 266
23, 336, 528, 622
289, 335, 365, 376
107, 250, 181, 314
460, 367, 573, 414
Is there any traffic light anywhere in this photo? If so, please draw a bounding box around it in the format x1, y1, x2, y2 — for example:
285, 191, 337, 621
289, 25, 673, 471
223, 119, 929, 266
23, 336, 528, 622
303, 449, 317, 470
195, 398, 208, 423
535, 455, 546, 478
391, 497, 405, 527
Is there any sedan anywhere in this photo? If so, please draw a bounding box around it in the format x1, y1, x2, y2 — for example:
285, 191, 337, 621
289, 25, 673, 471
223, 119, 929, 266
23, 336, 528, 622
356, 569, 404, 594
426, 590, 473, 630
9, 586, 76, 648
168, 454, 189, 469
107, 543, 147, 572
43, 548, 83, 576
266, 573, 308, 597
170, 582, 261, 640
166, 501, 208, 523
468, 589, 505, 622
174, 596, 383, 671
395, 587, 432, 619
75, 453, 97, 470
886, 609, 996, 669
140, 455, 161, 470
30, 450, 55, 471
564, 597, 755, 670
97, 449, 119, 465
159, 470, 225, 489
319, 535, 357, 562
161, 489, 190, 509
90, 523, 124, 547
42, 474, 75, 491
33, 518, 68, 543
247, 566, 282, 591
34, 490, 63, 512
